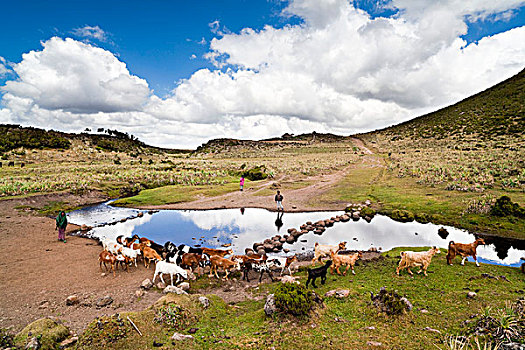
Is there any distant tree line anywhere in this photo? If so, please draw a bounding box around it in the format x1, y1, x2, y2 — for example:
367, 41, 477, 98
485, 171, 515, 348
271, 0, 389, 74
0, 124, 71, 153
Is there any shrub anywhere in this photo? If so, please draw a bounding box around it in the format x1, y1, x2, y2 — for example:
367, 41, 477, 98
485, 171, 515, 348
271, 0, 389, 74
491, 196, 525, 218
154, 303, 196, 330
274, 283, 313, 316
390, 209, 415, 222
78, 315, 128, 348
371, 287, 411, 315
361, 207, 376, 217
243, 166, 268, 181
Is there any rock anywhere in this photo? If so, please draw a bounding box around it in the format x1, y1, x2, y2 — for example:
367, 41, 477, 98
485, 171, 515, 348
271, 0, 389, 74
292, 205, 297, 209
364, 216, 372, 223
188, 328, 198, 334
59, 336, 78, 349
352, 212, 360, 219
369, 247, 378, 252
371, 287, 411, 315
171, 332, 194, 341
420, 309, 429, 314
437, 227, 449, 239
365, 199, 371, 206
135, 290, 145, 298
286, 236, 295, 244
264, 294, 276, 316
137, 212, 144, 217
153, 340, 163, 347
95, 295, 113, 308
101, 273, 106, 277
163, 286, 187, 295
25, 337, 40, 349
401, 297, 413, 311
340, 215, 350, 222
423, 327, 441, 334
283, 248, 290, 253
179, 282, 190, 291
500, 343, 525, 350
80, 224, 89, 231
245, 248, 255, 255
14, 318, 70, 350
141, 278, 153, 290
279, 237, 286, 243
324, 289, 350, 298
198, 296, 210, 309
65, 295, 79, 306
467, 292, 477, 299
280, 275, 299, 284
156, 282, 166, 290
367, 341, 382, 347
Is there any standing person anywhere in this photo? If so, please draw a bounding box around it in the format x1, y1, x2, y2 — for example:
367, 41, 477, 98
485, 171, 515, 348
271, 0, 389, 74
275, 190, 284, 211
240, 176, 245, 191
55, 210, 67, 243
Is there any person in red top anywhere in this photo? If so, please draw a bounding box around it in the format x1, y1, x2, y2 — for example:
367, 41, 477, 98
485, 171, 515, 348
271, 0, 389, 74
240, 176, 245, 191
275, 190, 284, 211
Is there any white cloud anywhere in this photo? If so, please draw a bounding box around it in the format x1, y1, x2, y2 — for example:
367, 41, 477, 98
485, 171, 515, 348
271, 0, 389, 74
0, 56, 11, 77
1, 1, 524, 149
2, 37, 150, 114
72, 25, 108, 41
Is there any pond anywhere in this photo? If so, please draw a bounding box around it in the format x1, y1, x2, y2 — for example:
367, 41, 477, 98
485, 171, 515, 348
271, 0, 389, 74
67, 201, 525, 267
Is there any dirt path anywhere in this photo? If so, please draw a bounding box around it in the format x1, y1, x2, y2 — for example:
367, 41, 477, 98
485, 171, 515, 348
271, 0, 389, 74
0, 193, 163, 333
147, 138, 382, 212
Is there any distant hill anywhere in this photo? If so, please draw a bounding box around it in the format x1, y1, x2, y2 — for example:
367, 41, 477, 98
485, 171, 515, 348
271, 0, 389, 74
194, 132, 350, 155
362, 68, 524, 141
0, 124, 189, 155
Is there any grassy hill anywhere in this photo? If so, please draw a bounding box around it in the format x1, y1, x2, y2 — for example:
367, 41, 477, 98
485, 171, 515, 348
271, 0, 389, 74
0, 124, 186, 155
367, 68, 524, 140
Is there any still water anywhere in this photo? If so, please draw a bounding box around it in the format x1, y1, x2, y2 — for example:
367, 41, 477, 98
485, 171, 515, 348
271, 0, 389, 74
68, 201, 524, 267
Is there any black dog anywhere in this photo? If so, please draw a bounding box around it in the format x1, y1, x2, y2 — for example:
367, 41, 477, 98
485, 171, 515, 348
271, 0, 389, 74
306, 260, 332, 288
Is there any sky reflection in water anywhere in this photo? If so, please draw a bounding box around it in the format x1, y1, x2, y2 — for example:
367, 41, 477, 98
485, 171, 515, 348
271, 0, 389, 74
67, 203, 524, 267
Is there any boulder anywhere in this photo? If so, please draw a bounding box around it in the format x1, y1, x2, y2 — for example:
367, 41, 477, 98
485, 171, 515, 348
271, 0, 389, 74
352, 212, 360, 219
245, 248, 255, 256
141, 278, 153, 290
280, 275, 299, 284
65, 295, 79, 306
95, 295, 113, 308
325, 289, 351, 298
279, 237, 286, 243
171, 332, 194, 341
14, 317, 70, 350
264, 294, 276, 316
59, 336, 78, 349
340, 215, 350, 222
286, 236, 295, 244
156, 282, 166, 290
306, 221, 312, 225
367, 341, 382, 347
364, 216, 372, 223
365, 199, 371, 206
135, 290, 145, 298
179, 282, 190, 291
423, 327, 441, 334
198, 296, 210, 309
163, 286, 187, 295
467, 292, 477, 299
137, 211, 144, 217
80, 224, 89, 231
287, 228, 295, 233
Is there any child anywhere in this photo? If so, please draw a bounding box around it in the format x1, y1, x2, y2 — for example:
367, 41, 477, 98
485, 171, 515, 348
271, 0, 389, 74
275, 190, 284, 211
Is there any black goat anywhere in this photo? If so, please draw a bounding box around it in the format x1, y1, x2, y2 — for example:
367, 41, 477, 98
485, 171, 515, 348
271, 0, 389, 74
306, 260, 332, 288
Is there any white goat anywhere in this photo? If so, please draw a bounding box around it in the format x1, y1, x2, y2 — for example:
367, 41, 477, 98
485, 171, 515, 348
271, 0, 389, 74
120, 246, 141, 267
396, 247, 441, 276
153, 261, 188, 286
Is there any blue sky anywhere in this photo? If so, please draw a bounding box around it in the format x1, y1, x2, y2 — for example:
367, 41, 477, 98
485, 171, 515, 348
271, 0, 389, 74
1, 0, 524, 148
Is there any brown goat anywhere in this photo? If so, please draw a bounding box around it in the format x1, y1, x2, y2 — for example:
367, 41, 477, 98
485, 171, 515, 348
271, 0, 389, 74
396, 247, 440, 276
447, 238, 485, 267
330, 250, 362, 275
202, 247, 233, 258
312, 241, 346, 265
209, 255, 240, 280
99, 250, 118, 277
140, 245, 162, 268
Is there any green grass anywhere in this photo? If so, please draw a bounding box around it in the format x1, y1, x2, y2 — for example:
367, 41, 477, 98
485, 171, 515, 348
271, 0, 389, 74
113, 180, 264, 206
319, 157, 525, 239
74, 248, 524, 349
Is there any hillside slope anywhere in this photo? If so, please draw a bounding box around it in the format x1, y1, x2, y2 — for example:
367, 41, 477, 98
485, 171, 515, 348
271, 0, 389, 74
367, 68, 524, 140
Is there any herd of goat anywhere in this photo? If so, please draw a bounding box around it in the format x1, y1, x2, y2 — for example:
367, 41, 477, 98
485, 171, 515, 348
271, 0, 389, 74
97, 233, 487, 288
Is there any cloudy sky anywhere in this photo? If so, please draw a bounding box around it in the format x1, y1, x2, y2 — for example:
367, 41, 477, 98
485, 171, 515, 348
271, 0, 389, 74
1, 0, 524, 149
